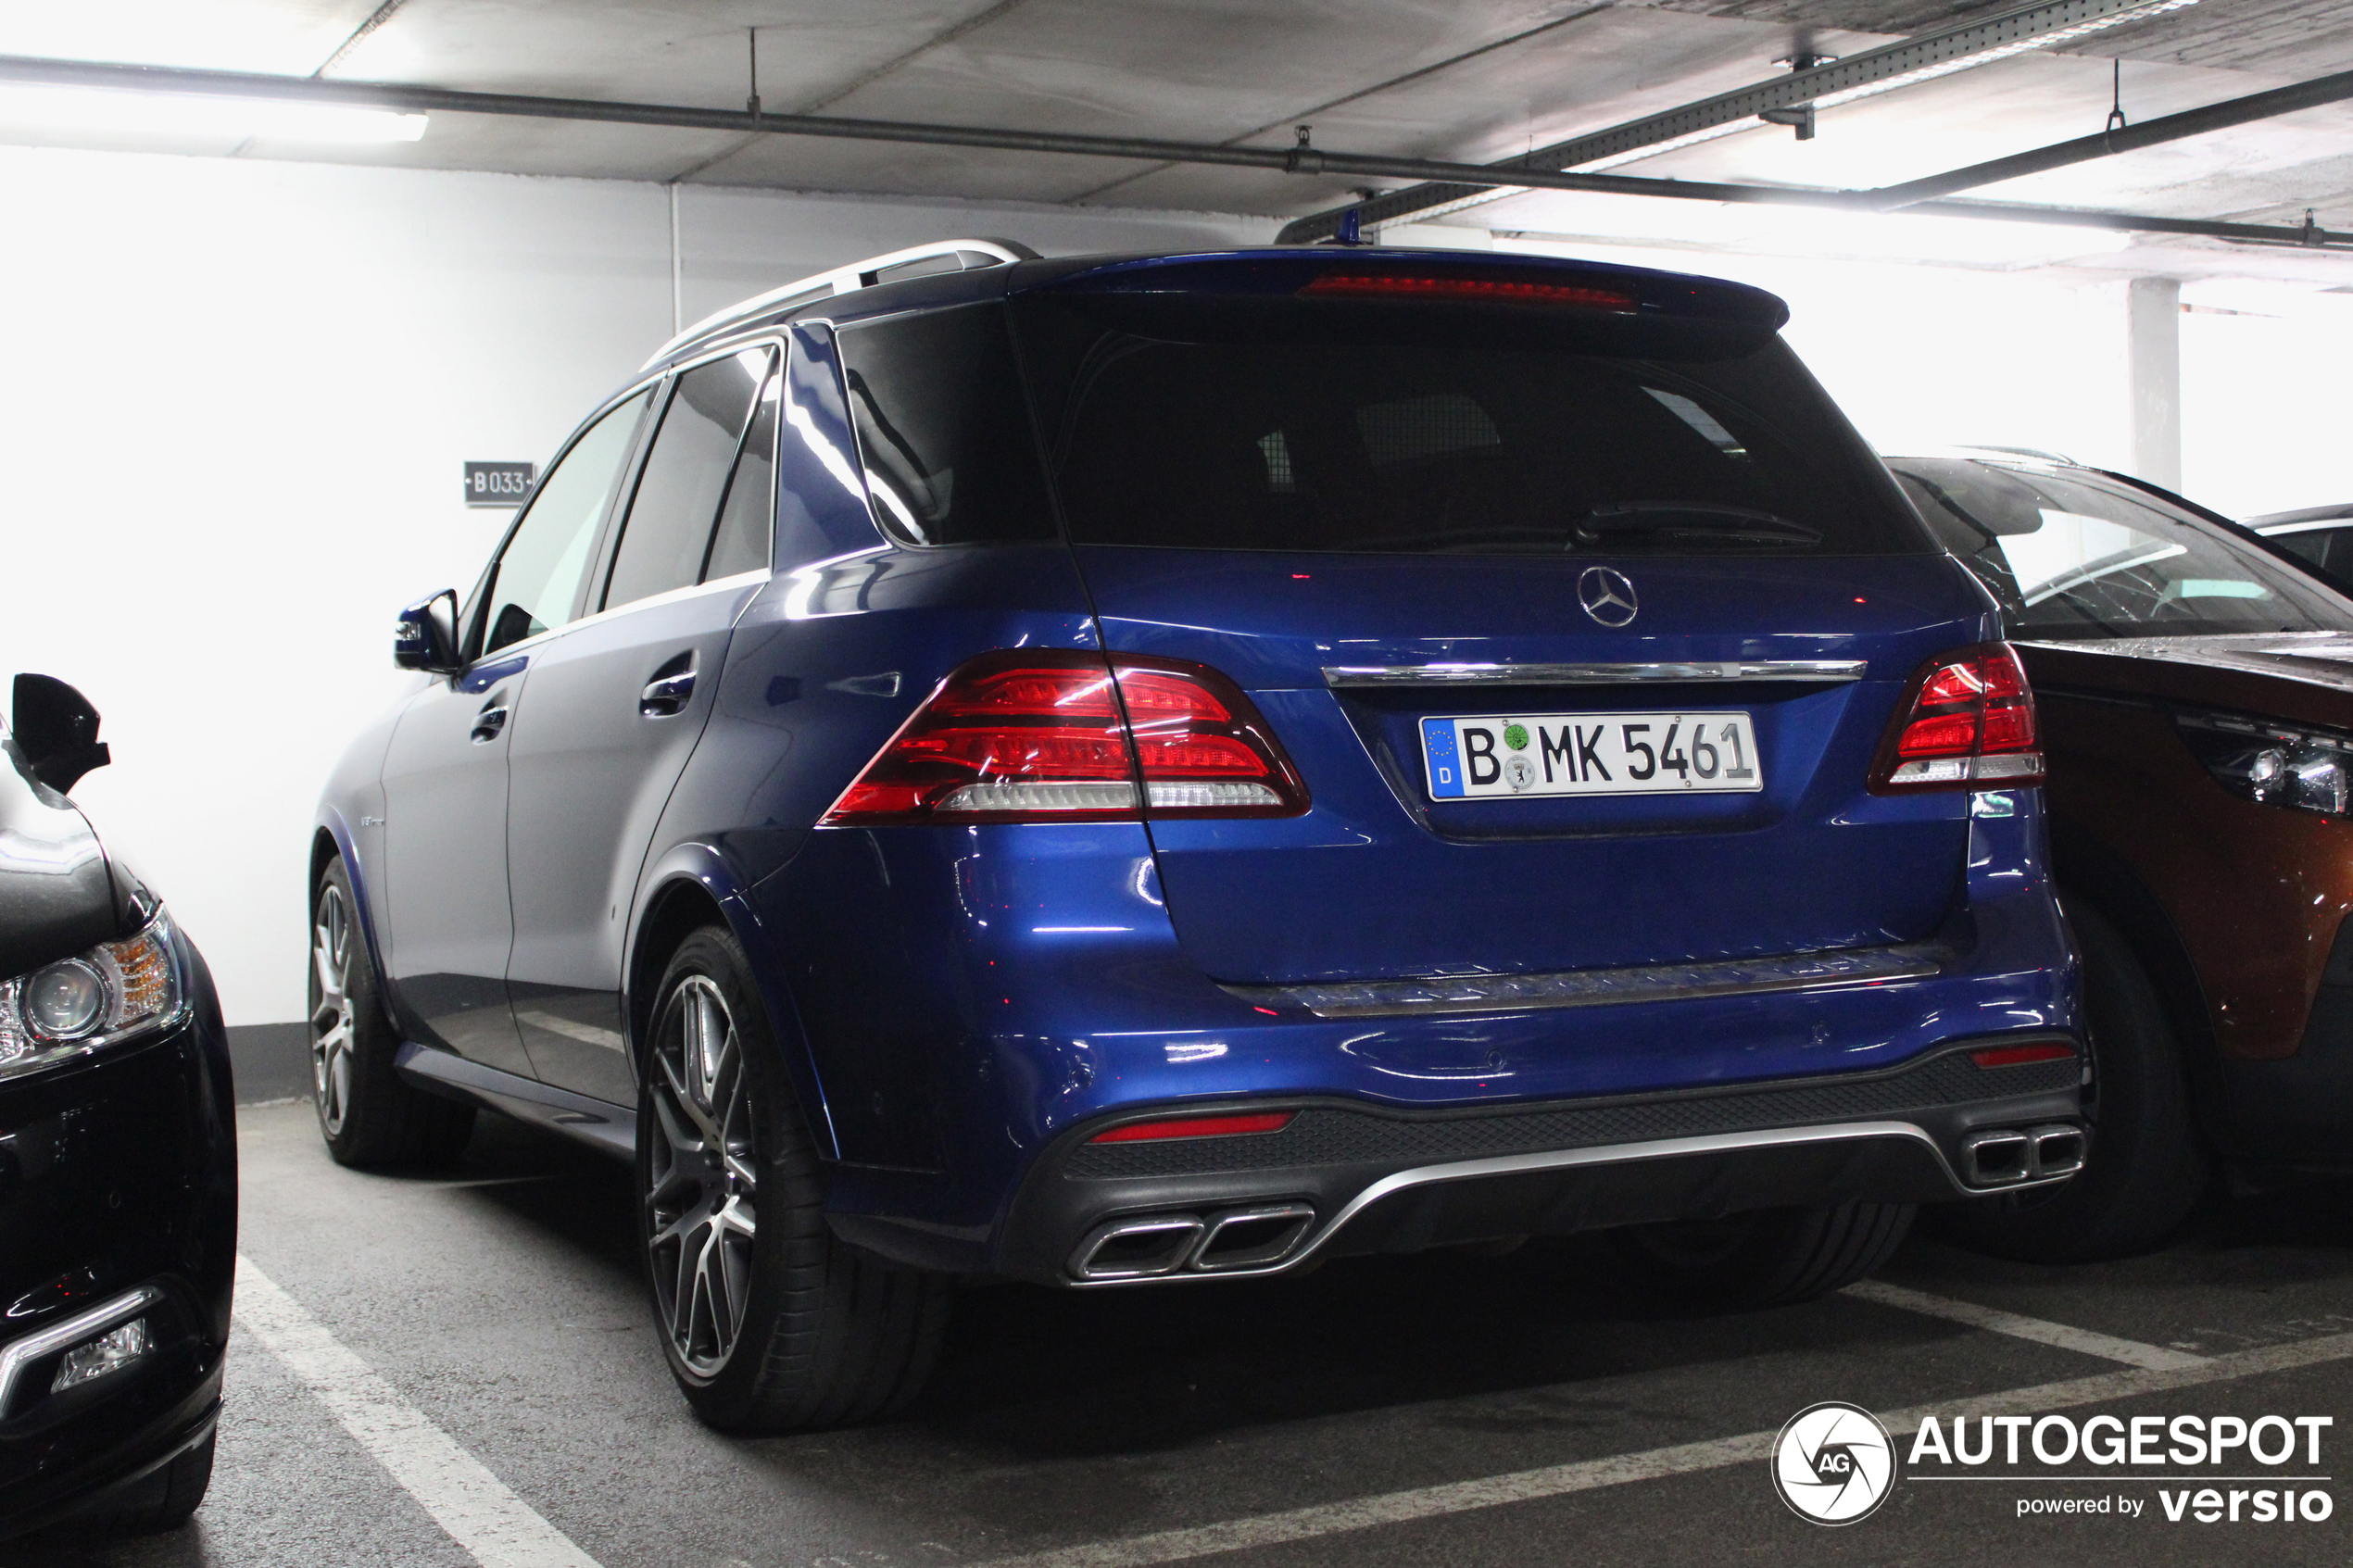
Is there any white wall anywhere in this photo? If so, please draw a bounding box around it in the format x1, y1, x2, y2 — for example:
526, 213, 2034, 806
2178, 289, 2353, 519
0, 144, 1269, 1025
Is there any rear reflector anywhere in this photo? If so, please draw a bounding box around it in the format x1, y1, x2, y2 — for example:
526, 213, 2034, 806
1969, 1042, 2079, 1069
1089, 1111, 1296, 1144
1869, 642, 2045, 793
821, 650, 1309, 825
1300, 273, 1638, 311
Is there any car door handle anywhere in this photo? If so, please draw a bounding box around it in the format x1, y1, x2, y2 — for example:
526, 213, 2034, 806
470, 705, 510, 744
640, 671, 696, 718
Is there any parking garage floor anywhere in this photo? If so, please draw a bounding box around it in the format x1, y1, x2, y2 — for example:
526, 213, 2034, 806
11, 1098, 2352, 1567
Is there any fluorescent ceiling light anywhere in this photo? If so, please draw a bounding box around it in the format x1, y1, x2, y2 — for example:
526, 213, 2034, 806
0, 83, 425, 143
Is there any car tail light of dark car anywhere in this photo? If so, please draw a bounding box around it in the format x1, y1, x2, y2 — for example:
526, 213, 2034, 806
821, 650, 1310, 824
1869, 643, 2045, 793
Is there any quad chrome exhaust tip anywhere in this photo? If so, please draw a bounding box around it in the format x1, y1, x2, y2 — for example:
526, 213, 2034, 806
1069, 1203, 1317, 1281
1960, 1122, 2087, 1187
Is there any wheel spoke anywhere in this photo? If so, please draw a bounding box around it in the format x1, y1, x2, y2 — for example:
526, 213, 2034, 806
312, 934, 346, 1005
649, 1083, 703, 1154
649, 1205, 704, 1250
659, 1063, 724, 1147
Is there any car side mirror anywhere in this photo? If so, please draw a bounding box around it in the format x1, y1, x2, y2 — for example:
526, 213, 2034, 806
395, 590, 462, 673
10, 673, 111, 794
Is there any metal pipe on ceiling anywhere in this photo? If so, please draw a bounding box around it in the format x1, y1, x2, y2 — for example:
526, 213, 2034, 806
0, 52, 2339, 251
1276, 0, 2201, 243
1869, 65, 2353, 207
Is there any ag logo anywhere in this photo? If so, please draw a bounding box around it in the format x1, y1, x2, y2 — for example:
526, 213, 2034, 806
1771, 1402, 1895, 1525
1578, 566, 1639, 628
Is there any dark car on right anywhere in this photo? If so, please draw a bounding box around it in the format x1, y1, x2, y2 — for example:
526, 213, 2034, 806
2251, 501, 2353, 584
1887, 451, 2353, 1260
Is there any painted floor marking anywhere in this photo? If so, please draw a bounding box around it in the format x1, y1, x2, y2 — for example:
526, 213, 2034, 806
234, 1255, 603, 1568
1844, 1279, 2210, 1371
970, 1330, 2353, 1568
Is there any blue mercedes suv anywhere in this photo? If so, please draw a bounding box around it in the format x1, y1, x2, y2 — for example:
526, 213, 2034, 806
315, 240, 2084, 1431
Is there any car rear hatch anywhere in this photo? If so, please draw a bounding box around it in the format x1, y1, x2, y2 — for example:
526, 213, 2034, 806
1005, 253, 1994, 986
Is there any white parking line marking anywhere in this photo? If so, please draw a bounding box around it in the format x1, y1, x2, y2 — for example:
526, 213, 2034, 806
971, 1331, 2353, 1568
1844, 1279, 2209, 1370
234, 1255, 603, 1568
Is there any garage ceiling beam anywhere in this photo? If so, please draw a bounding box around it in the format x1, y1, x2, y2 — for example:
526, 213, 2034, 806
1869, 65, 2353, 207
1276, 0, 2201, 244
0, 53, 2339, 251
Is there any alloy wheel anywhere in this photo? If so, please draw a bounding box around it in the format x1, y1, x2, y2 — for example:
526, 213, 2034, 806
310, 884, 357, 1136
645, 975, 759, 1378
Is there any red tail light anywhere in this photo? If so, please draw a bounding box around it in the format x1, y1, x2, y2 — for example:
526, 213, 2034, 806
1869, 642, 2044, 794
1301, 272, 1638, 310
1969, 1042, 2077, 1069
1089, 1111, 1295, 1144
820, 650, 1310, 825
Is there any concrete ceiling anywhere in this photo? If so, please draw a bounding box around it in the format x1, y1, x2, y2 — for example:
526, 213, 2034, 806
2, 0, 2348, 277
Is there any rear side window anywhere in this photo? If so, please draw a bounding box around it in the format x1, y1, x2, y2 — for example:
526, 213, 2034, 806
1016, 303, 1919, 557
705, 363, 779, 580
2268, 525, 2353, 585
478, 389, 649, 657
604, 347, 772, 610
837, 304, 1056, 546
1892, 458, 2353, 639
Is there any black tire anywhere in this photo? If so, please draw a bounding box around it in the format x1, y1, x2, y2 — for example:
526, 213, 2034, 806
1937, 897, 2208, 1262
1616, 1200, 1916, 1309
309, 859, 474, 1168
637, 925, 950, 1433
90, 1429, 214, 1536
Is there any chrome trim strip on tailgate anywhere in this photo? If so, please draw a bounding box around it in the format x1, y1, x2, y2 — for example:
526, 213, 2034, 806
1223, 942, 1945, 1019
1320, 659, 1868, 687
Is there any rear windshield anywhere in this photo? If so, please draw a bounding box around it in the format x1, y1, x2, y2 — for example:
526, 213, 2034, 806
1014, 297, 1927, 557
1890, 458, 2353, 640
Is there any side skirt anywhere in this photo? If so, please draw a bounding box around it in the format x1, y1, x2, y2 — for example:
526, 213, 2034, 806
394, 1041, 635, 1161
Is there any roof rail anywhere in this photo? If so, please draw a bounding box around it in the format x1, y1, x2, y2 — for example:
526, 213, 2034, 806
642, 236, 1040, 369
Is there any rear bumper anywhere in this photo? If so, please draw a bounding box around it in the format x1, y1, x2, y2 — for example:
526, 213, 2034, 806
857, 1035, 2085, 1286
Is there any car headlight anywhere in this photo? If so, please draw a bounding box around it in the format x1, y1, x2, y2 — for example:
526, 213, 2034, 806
2178, 711, 2352, 817
0, 914, 183, 1081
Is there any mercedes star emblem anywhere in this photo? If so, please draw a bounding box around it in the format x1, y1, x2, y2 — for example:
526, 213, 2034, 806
1578, 566, 1639, 628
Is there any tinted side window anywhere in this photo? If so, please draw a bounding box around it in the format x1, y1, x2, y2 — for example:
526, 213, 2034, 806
837, 304, 1056, 546
2269, 525, 2353, 584
604, 347, 771, 611
705, 360, 779, 580
480, 390, 649, 657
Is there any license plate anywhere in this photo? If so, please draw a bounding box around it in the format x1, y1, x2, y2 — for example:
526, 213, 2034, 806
1422, 711, 1763, 799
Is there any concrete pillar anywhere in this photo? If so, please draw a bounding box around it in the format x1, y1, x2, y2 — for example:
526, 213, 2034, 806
2127, 276, 2182, 490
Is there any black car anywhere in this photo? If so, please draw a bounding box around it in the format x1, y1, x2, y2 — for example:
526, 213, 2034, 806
2251, 501, 2353, 583
0, 675, 234, 1538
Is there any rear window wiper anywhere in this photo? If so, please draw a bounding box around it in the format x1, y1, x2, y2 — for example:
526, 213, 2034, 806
1576, 503, 1823, 548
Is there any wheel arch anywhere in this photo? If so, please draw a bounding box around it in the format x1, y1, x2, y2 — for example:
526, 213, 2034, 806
310, 811, 392, 1010
2046, 815, 2225, 1147
627, 844, 841, 1161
